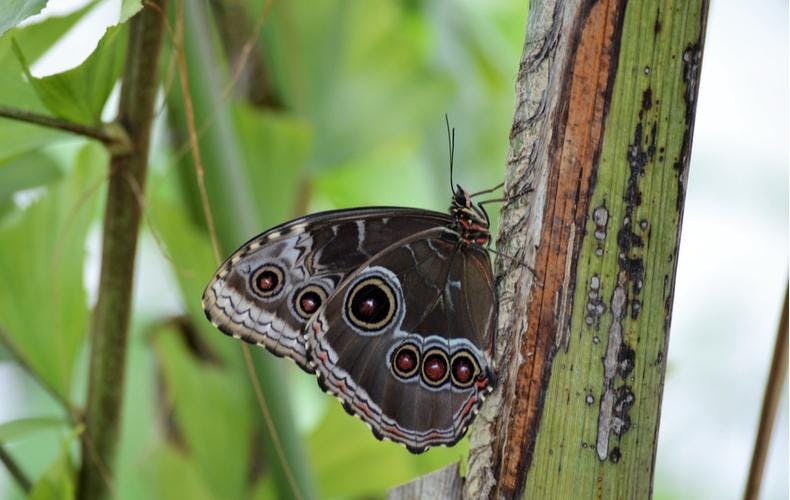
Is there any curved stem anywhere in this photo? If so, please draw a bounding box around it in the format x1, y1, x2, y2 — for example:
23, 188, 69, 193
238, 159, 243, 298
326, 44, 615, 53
0, 105, 127, 148
0, 327, 79, 421
0, 443, 32, 494
743, 284, 789, 500
77, 3, 167, 499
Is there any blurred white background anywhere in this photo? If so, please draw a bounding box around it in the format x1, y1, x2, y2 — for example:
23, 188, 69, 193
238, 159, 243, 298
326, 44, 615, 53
0, 0, 787, 498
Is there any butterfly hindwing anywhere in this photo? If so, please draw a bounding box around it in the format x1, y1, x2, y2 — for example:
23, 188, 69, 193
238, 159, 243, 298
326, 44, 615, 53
306, 228, 496, 451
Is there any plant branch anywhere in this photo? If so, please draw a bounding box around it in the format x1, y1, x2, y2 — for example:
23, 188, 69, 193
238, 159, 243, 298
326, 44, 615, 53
0, 443, 32, 494
0, 327, 79, 421
77, 2, 167, 499
744, 284, 789, 500
0, 105, 130, 150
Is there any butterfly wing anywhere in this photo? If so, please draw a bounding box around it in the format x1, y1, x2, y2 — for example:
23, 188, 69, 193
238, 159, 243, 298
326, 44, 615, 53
305, 227, 496, 452
202, 208, 452, 372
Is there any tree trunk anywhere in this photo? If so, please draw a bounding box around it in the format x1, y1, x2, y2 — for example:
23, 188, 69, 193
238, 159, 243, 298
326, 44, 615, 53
468, 0, 709, 497
391, 0, 710, 498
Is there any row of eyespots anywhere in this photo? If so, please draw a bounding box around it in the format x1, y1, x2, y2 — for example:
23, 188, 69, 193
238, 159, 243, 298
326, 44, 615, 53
391, 343, 481, 389
250, 264, 329, 320
251, 264, 400, 332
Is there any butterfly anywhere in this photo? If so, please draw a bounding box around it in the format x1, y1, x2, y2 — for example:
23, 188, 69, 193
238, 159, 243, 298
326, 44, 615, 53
202, 121, 498, 452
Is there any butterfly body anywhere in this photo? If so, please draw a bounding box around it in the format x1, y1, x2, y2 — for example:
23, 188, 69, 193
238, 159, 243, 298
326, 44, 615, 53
203, 187, 497, 452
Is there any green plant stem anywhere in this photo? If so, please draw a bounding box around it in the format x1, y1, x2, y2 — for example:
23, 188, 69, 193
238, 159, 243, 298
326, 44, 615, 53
77, 3, 167, 499
743, 284, 789, 500
0, 443, 32, 494
0, 327, 79, 421
0, 105, 125, 147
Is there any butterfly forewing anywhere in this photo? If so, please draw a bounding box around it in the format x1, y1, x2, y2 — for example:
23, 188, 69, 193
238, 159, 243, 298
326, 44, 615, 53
202, 208, 451, 372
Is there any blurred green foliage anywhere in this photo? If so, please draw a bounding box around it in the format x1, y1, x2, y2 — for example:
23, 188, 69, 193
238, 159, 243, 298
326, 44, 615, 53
0, 0, 527, 498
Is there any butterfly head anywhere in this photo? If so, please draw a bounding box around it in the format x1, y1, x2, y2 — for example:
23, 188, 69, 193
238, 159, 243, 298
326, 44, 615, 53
450, 184, 491, 246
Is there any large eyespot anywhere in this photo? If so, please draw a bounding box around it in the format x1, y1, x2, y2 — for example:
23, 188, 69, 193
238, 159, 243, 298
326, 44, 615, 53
391, 343, 420, 379
450, 350, 481, 389
250, 264, 285, 298
345, 276, 397, 332
421, 348, 450, 387
293, 285, 328, 319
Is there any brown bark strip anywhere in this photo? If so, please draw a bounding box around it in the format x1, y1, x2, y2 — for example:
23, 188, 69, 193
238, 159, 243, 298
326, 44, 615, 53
496, 2, 624, 496
463, 1, 626, 498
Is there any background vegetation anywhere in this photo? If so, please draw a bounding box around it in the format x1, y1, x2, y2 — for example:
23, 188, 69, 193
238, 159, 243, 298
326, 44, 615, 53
0, 0, 785, 499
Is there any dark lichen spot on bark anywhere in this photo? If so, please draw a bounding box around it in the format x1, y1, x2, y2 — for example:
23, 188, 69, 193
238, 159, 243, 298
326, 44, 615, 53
586, 275, 606, 329
625, 123, 647, 204
681, 43, 702, 121
593, 203, 609, 240
654, 7, 662, 34
617, 226, 643, 252
673, 42, 703, 211
619, 118, 656, 298
617, 343, 636, 377
630, 299, 641, 319
639, 87, 652, 119
612, 385, 635, 439
614, 386, 635, 416
619, 255, 644, 297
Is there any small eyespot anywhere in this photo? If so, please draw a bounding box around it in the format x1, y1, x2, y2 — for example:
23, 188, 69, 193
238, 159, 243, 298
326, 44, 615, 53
294, 285, 328, 319
391, 343, 420, 379
421, 349, 450, 387
346, 276, 397, 332
450, 350, 480, 389
250, 264, 285, 298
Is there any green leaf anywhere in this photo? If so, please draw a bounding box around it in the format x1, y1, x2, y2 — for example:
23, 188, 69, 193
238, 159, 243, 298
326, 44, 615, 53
0, 0, 47, 38
140, 446, 216, 500
0, 149, 63, 208
0, 142, 104, 402
0, 1, 97, 113
0, 417, 66, 442
13, 24, 127, 125
149, 193, 241, 365
120, 0, 143, 23
0, 2, 96, 64
0, 3, 98, 162
311, 143, 435, 210
0, 121, 65, 166
29, 448, 75, 500
233, 106, 311, 227
151, 327, 253, 499
308, 401, 469, 497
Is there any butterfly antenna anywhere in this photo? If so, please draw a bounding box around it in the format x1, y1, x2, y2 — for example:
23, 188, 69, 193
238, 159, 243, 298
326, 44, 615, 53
445, 114, 456, 192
